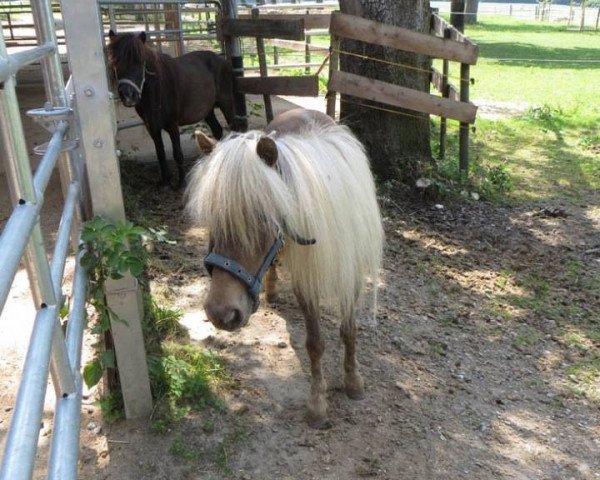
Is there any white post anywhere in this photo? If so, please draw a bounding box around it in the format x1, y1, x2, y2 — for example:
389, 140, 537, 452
60, 0, 153, 419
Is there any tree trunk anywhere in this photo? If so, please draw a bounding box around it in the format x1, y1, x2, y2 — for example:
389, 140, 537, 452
338, 0, 432, 183
465, 0, 479, 25
450, 0, 465, 32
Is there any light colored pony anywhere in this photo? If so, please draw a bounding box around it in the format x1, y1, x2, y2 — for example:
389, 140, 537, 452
186, 109, 383, 428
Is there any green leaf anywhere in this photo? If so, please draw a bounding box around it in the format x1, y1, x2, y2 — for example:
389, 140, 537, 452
80, 252, 97, 270
83, 359, 103, 388
100, 350, 116, 369
128, 257, 144, 277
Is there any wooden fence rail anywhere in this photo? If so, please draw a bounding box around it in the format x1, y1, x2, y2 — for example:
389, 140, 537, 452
327, 11, 479, 175
220, 9, 321, 122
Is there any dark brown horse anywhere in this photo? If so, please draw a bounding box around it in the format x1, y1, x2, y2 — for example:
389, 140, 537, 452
107, 31, 237, 188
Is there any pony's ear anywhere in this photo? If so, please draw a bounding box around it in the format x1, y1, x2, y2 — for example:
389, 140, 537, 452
195, 131, 217, 155
139, 32, 147, 43
256, 137, 278, 167
108, 29, 116, 39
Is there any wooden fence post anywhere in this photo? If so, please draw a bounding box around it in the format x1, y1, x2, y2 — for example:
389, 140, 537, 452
222, 0, 248, 131
305, 34, 312, 75
439, 27, 451, 160
459, 62, 470, 177
252, 8, 273, 123
60, 0, 153, 419
326, 35, 339, 119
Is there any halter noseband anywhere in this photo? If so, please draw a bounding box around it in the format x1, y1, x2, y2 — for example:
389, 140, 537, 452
204, 226, 316, 312
204, 232, 286, 312
116, 61, 152, 99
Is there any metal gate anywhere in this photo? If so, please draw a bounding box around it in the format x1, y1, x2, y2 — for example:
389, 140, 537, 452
0, 0, 151, 478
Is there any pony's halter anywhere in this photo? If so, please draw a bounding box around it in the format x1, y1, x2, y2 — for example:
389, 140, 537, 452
116, 61, 148, 99
204, 232, 285, 312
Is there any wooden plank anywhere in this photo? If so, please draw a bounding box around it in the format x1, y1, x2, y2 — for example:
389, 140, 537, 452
329, 70, 477, 123
238, 13, 330, 30
330, 12, 479, 65
265, 38, 329, 53
236, 75, 319, 96
430, 67, 460, 101
431, 14, 476, 46
61, 0, 152, 420
221, 18, 305, 40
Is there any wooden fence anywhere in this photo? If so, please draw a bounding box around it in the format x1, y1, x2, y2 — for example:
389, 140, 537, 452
219, 7, 325, 123
327, 11, 479, 173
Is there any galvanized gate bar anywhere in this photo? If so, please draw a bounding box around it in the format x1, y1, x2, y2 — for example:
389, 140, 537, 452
32, 120, 69, 196
0, 305, 59, 480
50, 182, 81, 293
0, 42, 56, 83
48, 250, 88, 480
0, 3, 84, 476
0, 51, 76, 400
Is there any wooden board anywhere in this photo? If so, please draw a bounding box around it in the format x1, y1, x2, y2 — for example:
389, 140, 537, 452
236, 75, 319, 96
430, 67, 460, 101
265, 38, 329, 53
221, 18, 305, 40
329, 70, 477, 123
238, 13, 330, 30
330, 12, 479, 65
431, 14, 476, 46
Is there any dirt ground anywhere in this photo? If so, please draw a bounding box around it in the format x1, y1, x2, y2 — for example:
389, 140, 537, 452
1, 85, 599, 480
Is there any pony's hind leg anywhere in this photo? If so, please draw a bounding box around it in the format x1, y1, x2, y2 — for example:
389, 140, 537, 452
264, 262, 279, 303
294, 287, 330, 429
340, 303, 365, 400
166, 125, 185, 189
205, 109, 223, 140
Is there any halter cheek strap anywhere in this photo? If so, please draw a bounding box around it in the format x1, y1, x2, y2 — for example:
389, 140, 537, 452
116, 61, 150, 98
204, 233, 285, 312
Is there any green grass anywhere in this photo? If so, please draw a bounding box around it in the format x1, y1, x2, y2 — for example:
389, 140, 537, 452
432, 16, 600, 201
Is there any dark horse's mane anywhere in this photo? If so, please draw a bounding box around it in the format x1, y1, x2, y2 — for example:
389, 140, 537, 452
107, 33, 165, 79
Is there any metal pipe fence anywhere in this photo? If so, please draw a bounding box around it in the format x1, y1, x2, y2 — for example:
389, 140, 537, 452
0, 0, 89, 478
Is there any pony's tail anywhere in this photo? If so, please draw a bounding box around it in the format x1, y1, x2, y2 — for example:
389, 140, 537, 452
368, 271, 380, 329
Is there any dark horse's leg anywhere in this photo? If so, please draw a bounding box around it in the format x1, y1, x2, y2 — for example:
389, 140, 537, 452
149, 128, 171, 187
166, 124, 185, 189
294, 287, 330, 429
217, 95, 237, 132
205, 110, 224, 140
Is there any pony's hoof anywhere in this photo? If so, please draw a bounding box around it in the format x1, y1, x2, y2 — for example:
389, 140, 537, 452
345, 375, 365, 400
306, 414, 332, 430
345, 386, 365, 400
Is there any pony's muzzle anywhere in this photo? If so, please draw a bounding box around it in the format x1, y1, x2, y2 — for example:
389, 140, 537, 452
118, 84, 139, 107
204, 301, 245, 331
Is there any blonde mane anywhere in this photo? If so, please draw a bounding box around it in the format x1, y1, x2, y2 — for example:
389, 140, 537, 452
186, 118, 384, 315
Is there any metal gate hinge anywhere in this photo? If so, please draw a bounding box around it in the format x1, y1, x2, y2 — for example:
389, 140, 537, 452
26, 104, 73, 133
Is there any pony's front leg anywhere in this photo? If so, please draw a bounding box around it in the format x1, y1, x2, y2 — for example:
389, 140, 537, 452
340, 305, 365, 400
149, 129, 171, 187
295, 288, 329, 429
166, 125, 185, 189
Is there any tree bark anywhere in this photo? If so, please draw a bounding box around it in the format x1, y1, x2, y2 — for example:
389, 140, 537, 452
338, 0, 432, 183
